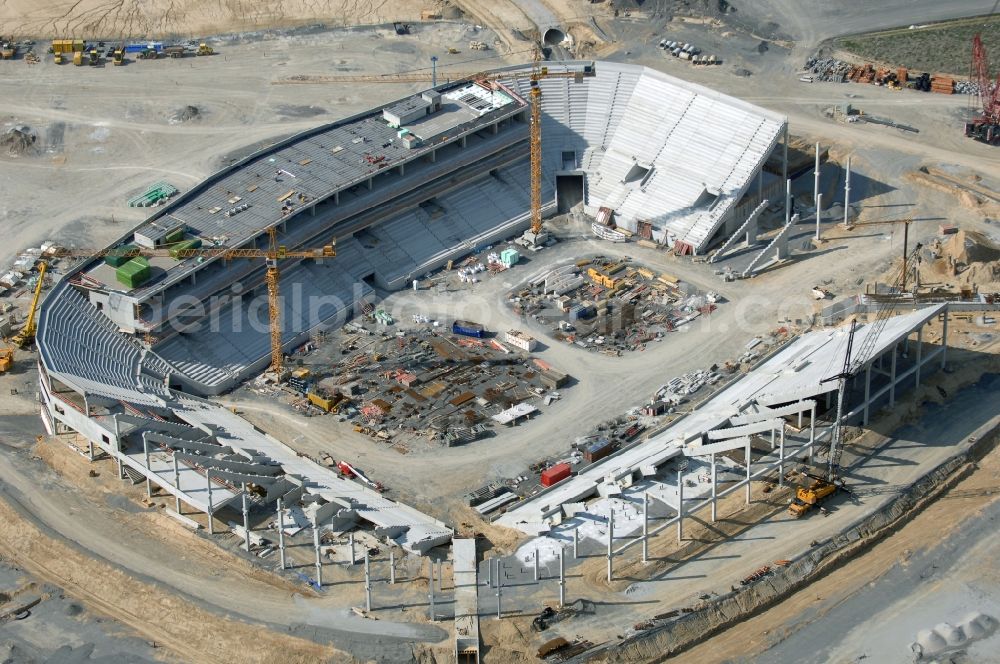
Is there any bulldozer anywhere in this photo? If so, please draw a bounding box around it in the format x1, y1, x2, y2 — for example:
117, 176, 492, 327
112, 47, 124, 65
788, 471, 845, 518
196, 43, 214, 56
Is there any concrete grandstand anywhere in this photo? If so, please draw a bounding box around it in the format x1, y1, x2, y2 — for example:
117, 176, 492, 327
34, 61, 788, 556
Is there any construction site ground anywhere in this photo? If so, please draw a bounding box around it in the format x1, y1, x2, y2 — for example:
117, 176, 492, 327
1, 0, 1000, 661
831, 14, 1000, 78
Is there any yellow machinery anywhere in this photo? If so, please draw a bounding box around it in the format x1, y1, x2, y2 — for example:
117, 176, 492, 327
270, 55, 595, 246
54, 52, 64, 64
12, 262, 47, 348
87, 48, 100, 66
528, 49, 544, 243
307, 390, 347, 413
196, 43, 214, 56
788, 472, 841, 518
51, 39, 84, 54
73, 51, 83, 66
0, 348, 13, 373
56, 229, 335, 375
112, 47, 124, 65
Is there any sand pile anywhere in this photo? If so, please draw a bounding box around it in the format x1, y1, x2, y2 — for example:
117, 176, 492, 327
940, 230, 1000, 289
888, 230, 1000, 292
1, 125, 36, 156
943, 230, 1000, 265
169, 105, 200, 124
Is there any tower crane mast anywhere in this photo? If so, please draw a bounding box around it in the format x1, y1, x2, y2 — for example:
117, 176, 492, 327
54, 228, 336, 375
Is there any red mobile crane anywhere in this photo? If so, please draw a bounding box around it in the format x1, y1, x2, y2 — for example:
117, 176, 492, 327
967, 33, 1000, 143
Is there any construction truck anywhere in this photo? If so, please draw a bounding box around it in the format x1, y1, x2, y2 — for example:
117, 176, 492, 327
0, 348, 13, 373
54, 51, 64, 64
112, 47, 124, 65
87, 48, 100, 66
788, 472, 844, 518
196, 43, 214, 56
0, 40, 15, 60
73, 50, 84, 66
164, 45, 186, 58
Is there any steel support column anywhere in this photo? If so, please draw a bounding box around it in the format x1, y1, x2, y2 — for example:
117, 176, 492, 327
890, 344, 898, 406
711, 453, 718, 522
941, 313, 949, 368
641, 492, 649, 562
277, 498, 287, 569
916, 326, 923, 386
606, 509, 614, 583
863, 362, 872, 426
745, 442, 752, 504
677, 469, 684, 543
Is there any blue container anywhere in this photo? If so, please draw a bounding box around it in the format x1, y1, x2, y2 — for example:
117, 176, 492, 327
452, 320, 484, 338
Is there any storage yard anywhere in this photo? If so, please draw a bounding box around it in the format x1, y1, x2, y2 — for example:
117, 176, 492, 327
0, 1, 999, 663
509, 256, 721, 354
240, 310, 575, 452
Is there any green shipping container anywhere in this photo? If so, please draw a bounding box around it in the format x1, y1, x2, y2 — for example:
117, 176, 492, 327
104, 244, 139, 267
168, 238, 202, 259
116, 257, 151, 288
164, 227, 186, 244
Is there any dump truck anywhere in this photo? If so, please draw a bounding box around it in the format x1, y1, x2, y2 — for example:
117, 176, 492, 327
54, 51, 64, 64
0, 348, 13, 373
73, 50, 84, 66
164, 45, 185, 58
196, 43, 214, 56
0, 41, 15, 60
788, 472, 843, 518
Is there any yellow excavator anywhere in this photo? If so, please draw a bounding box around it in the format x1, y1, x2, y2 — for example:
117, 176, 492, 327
788, 471, 847, 518
12, 261, 47, 348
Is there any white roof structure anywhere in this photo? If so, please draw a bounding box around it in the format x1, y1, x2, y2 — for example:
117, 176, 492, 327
497, 305, 945, 533
506, 61, 786, 253
492, 403, 538, 425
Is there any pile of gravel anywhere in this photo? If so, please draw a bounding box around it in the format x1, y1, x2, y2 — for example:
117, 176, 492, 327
1, 125, 36, 156
169, 105, 200, 124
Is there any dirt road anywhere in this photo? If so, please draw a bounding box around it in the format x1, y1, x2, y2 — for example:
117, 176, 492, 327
0, 0, 444, 38
684, 413, 1000, 663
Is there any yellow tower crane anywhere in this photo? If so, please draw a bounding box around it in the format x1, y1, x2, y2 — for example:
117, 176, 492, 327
526, 48, 547, 246
55, 229, 336, 375
12, 261, 48, 348
271, 56, 595, 244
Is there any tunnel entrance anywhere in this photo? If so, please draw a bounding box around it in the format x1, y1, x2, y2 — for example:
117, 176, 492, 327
542, 27, 565, 46
556, 174, 584, 213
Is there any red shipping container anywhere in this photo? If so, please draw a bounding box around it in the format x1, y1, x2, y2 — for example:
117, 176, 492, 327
541, 463, 572, 487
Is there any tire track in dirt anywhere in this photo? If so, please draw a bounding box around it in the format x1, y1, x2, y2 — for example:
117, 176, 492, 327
0, 487, 339, 664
